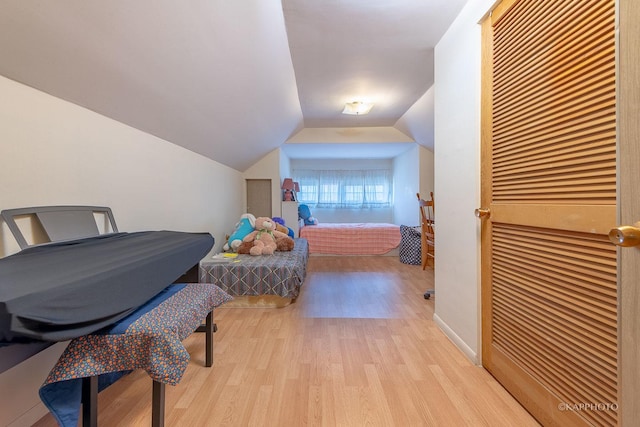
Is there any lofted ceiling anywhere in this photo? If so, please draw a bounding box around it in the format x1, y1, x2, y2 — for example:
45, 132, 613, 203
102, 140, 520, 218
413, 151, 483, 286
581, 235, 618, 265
0, 0, 466, 171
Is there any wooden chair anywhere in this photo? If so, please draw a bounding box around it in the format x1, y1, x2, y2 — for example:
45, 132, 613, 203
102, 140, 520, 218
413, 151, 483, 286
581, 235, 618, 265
417, 192, 435, 299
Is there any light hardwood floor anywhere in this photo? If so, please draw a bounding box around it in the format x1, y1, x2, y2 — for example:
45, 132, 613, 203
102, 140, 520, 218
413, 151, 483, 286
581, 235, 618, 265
35, 256, 539, 426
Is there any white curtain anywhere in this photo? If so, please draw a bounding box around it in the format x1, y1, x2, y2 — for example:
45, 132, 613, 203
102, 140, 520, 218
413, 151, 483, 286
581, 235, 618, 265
293, 169, 392, 208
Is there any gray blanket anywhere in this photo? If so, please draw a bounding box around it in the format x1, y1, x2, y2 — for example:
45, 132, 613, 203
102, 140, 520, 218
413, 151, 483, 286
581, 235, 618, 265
199, 238, 309, 299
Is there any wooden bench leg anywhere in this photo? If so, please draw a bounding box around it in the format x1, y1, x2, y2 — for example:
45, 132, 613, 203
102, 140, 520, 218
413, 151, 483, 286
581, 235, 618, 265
82, 375, 166, 427
195, 311, 215, 367
78, 309, 216, 427
151, 310, 214, 426
205, 311, 213, 367
81, 376, 98, 427
152, 380, 165, 427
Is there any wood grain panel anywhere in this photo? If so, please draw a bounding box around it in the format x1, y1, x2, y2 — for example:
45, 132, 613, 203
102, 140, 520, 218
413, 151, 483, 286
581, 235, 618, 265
492, 223, 618, 426
491, 0, 616, 205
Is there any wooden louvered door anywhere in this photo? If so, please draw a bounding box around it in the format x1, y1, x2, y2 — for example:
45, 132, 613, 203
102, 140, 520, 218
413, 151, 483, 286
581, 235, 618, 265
480, 0, 619, 426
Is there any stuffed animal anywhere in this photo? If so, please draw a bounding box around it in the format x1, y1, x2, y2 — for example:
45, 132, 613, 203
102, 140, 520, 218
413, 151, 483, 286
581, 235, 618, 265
298, 204, 318, 226
275, 233, 295, 252
238, 230, 294, 253
235, 240, 254, 254
273, 217, 295, 238
242, 216, 287, 255
223, 213, 256, 252
272, 219, 294, 250
273, 222, 288, 236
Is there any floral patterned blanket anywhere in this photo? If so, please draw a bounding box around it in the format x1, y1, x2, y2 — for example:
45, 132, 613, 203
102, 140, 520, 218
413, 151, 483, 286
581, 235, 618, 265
39, 283, 232, 427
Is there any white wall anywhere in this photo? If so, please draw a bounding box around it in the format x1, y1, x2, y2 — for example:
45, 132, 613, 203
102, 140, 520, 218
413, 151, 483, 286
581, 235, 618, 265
433, 0, 494, 363
394, 146, 419, 226
0, 75, 244, 425
395, 86, 436, 151
279, 148, 292, 187
393, 145, 434, 227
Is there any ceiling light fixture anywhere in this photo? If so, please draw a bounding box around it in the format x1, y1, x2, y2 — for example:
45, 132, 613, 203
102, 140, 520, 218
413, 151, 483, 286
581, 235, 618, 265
342, 101, 374, 115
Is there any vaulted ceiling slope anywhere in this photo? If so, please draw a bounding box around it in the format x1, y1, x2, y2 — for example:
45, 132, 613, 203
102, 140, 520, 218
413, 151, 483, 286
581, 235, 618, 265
0, 1, 466, 171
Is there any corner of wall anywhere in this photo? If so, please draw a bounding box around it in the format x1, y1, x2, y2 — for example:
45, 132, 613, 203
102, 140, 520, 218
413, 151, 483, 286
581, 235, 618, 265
431, 0, 493, 363
433, 314, 479, 365
418, 145, 434, 197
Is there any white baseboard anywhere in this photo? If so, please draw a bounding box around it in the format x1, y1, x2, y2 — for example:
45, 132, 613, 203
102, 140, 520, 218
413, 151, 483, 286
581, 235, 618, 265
433, 313, 479, 365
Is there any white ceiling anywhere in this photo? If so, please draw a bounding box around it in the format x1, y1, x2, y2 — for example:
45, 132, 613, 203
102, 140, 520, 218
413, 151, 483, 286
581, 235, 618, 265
282, 0, 463, 128
0, 0, 467, 171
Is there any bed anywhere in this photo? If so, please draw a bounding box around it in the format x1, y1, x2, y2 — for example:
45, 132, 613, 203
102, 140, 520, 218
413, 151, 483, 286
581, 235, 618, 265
299, 223, 401, 255
199, 238, 309, 307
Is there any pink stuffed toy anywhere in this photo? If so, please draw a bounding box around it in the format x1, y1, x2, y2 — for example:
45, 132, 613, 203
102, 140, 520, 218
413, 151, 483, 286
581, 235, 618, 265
242, 217, 287, 255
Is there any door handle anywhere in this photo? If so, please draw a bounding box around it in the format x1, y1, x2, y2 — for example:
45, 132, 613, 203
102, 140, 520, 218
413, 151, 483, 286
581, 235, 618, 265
475, 208, 490, 219
608, 222, 640, 247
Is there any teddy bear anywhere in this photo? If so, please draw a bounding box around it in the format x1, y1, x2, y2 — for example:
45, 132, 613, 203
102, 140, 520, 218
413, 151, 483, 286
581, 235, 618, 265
242, 216, 289, 255
275, 233, 295, 251
235, 240, 254, 255
274, 222, 294, 238
272, 217, 295, 238
269, 218, 295, 251
236, 231, 294, 253
223, 213, 256, 252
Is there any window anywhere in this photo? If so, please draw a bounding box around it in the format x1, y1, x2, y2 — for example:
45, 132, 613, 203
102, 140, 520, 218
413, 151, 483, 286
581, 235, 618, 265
293, 169, 392, 208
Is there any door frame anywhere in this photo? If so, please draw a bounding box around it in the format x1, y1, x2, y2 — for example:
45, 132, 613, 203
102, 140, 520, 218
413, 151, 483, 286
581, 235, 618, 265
617, 0, 640, 423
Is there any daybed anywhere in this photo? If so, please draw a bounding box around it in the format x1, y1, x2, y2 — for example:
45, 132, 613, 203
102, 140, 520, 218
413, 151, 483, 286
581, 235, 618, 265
0, 205, 232, 426
199, 238, 309, 307
299, 223, 401, 255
